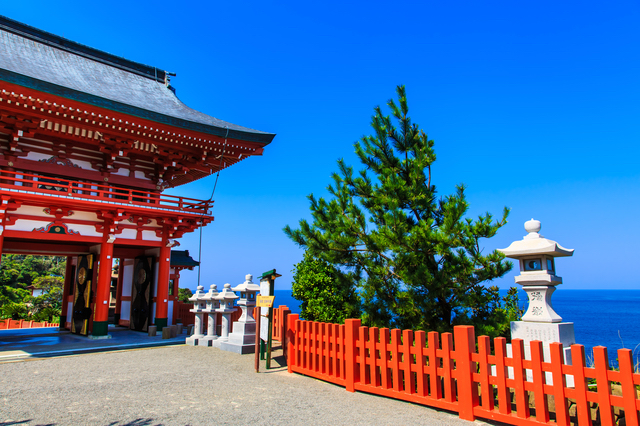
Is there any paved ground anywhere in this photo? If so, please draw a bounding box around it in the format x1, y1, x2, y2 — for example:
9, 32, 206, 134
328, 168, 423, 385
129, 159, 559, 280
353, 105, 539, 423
0, 344, 487, 426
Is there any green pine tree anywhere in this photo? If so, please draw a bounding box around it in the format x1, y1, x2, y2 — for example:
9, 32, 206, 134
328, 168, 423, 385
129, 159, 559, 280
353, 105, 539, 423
285, 85, 515, 337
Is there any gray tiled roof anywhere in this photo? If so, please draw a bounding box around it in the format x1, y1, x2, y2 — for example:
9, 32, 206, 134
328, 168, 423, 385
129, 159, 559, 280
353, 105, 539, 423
0, 16, 275, 144
171, 250, 200, 267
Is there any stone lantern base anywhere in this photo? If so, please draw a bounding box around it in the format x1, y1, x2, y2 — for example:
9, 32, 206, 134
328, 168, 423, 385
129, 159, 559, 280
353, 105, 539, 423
186, 334, 203, 346
218, 321, 256, 354
198, 335, 218, 347
508, 321, 576, 386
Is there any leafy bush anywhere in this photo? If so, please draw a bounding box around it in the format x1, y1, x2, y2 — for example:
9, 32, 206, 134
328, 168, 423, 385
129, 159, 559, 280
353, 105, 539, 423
291, 251, 360, 323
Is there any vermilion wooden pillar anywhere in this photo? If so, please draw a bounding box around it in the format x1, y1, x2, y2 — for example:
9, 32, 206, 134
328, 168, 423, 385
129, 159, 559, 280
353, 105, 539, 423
0, 228, 4, 265
171, 271, 179, 323
154, 243, 171, 330
60, 256, 73, 329
93, 241, 114, 336
114, 258, 124, 325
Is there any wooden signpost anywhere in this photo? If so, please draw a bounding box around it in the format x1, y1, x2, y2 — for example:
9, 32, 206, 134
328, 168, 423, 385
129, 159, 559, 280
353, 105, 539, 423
254, 269, 281, 373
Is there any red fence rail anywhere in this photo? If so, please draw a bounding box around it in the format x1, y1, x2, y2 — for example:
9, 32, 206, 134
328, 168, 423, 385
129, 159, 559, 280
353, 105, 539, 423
0, 319, 59, 329
0, 170, 212, 214
286, 315, 640, 426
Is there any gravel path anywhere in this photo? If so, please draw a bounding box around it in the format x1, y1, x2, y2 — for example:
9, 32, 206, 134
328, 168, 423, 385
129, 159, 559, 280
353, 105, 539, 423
0, 345, 483, 426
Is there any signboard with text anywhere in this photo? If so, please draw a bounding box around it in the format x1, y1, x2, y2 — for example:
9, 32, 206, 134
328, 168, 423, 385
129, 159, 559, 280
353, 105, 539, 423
257, 295, 275, 308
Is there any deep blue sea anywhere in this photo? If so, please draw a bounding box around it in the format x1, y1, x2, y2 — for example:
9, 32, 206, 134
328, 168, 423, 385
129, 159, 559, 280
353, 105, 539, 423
274, 289, 640, 362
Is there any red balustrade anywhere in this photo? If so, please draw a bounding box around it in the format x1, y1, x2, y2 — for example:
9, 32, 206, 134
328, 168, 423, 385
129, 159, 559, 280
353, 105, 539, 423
0, 170, 212, 214
0, 319, 59, 329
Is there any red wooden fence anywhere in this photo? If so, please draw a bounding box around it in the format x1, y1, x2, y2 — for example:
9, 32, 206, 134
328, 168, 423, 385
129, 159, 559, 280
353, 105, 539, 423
0, 319, 59, 329
287, 315, 640, 426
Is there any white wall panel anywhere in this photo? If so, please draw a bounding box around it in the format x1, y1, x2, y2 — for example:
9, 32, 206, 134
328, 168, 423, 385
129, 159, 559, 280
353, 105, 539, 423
117, 228, 137, 240
122, 263, 133, 297
141, 230, 161, 241
66, 301, 73, 323
120, 301, 130, 321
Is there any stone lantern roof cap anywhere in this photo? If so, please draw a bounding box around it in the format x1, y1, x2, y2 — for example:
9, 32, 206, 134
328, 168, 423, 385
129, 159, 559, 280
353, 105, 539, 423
498, 219, 574, 259
201, 284, 219, 301
188, 285, 206, 302
214, 283, 239, 301
232, 274, 261, 293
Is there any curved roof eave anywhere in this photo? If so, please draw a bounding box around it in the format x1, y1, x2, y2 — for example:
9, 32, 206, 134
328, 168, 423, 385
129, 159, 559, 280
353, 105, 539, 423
0, 15, 275, 145
0, 68, 275, 145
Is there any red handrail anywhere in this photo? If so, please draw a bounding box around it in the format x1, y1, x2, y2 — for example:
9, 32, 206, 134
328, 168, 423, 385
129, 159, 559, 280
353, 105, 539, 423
0, 170, 212, 214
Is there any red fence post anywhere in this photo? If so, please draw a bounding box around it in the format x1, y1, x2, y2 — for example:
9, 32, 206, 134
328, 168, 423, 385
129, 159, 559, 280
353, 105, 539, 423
344, 318, 361, 392
530, 340, 550, 423
282, 308, 290, 359
427, 331, 442, 399
477, 335, 493, 412
414, 331, 426, 397
512, 339, 530, 418
390, 329, 401, 392
402, 329, 415, 394
287, 314, 299, 374
618, 348, 640, 426
571, 344, 593, 426
593, 346, 615, 426
454, 325, 477, 421
550, 342, 569, 426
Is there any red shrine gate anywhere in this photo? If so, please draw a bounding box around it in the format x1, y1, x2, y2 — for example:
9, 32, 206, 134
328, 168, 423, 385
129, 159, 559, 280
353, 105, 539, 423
0, 16, 275, 337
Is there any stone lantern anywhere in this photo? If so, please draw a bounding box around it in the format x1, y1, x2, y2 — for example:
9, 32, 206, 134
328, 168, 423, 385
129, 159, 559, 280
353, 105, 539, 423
198, 284, 220, 347
186, 285, 207, 346
212, 283, 238, 348
220, 274, 261, 354
499, 219, 576, 376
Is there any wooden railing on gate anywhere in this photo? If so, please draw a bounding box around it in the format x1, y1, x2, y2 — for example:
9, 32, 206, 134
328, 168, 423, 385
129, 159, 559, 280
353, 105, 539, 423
286, 315, 640, 426
0, 319, 59, 329
0, 170, 212, 214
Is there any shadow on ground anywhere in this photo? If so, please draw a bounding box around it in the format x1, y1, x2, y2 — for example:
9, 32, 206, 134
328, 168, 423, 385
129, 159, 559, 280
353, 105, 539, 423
107, 419, 158, 426
0, 419, 159, 426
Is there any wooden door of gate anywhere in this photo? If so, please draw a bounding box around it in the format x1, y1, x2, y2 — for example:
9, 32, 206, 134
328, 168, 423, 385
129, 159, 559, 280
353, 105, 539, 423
71, 254, 94, 335
130, 256, 154, 332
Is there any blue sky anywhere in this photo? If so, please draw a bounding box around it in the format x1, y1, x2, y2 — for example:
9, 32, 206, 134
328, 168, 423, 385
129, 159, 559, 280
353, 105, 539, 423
4, 1, 640, 290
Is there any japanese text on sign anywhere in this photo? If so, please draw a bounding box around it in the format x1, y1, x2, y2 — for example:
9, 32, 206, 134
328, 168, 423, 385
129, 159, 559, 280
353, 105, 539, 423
257, 295, 275, 308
